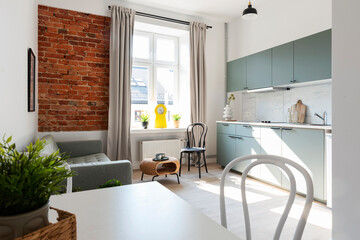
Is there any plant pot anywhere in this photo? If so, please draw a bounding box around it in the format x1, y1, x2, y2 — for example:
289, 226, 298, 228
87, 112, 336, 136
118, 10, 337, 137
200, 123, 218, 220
173, 120, 180, 128
142, 121, 149, 129
0, 202, 50, 240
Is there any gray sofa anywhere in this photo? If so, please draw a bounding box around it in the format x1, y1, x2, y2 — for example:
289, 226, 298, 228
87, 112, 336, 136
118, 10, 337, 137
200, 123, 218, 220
41, 135, 132, 191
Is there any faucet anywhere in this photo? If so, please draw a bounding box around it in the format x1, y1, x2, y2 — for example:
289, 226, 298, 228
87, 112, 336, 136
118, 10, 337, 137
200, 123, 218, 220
314, 111, 327, 125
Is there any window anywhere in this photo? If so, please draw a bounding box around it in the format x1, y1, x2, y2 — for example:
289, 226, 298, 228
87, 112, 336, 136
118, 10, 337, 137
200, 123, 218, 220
131, 29, 187, 129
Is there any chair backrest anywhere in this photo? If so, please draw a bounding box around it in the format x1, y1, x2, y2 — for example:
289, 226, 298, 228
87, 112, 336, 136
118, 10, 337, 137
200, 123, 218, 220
186, 123, 208, 148
219, 154, 313, 240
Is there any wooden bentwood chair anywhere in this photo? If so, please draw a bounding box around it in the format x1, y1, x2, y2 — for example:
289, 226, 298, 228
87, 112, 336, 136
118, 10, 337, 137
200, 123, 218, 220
220, 154, 314, 240
179, 123, 208, 178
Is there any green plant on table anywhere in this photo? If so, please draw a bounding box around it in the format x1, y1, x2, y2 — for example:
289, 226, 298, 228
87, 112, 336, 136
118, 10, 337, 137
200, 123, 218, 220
98, 179, 122, 189
141, 113, 150, 122
171, 114, 182, 121
0, 136, 73, 216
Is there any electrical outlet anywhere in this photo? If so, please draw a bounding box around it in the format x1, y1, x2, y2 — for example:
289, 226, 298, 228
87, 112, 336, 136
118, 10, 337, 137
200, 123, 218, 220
244, 112, 251, 118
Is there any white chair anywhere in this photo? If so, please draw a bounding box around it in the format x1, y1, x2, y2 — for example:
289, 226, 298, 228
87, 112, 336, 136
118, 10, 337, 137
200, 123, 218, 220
219, 154, 314, 240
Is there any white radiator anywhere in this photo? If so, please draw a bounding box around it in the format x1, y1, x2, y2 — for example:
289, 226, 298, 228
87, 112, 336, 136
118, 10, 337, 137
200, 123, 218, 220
140, 139, 185, 160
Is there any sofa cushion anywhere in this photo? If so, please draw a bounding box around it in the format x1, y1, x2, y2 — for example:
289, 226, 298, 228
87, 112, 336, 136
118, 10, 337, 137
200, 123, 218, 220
40, 134, 59, 156
67, 153, 110, 165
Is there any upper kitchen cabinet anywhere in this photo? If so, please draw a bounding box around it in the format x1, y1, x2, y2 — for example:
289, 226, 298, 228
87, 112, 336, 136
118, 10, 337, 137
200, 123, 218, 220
227, 57, 247, 92
294, 29, 332, 83
246, 49, 272, 90
272, 42, 294, 86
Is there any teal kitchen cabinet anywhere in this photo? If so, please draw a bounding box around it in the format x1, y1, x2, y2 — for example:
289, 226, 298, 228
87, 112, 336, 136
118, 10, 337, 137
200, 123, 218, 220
260, 127, 282, 186
281, 128, 325, 200
272, 42, 294, 86
294, 29, 332, 83
227, 57, 247, 92
233, 136, 261, 179
217, 133, 236, 167
246, 49, 272, 90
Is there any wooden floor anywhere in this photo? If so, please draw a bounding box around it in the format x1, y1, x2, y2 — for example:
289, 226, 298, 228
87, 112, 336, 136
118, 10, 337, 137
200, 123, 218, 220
133, 163, 331, 240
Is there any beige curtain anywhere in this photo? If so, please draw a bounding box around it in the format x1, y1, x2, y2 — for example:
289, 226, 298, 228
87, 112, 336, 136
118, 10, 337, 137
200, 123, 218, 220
107, 6, 135, 161
190, 22, 207, 124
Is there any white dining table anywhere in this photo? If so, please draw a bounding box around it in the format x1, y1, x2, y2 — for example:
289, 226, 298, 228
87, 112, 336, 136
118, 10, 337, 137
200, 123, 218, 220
50, 181, 240, 240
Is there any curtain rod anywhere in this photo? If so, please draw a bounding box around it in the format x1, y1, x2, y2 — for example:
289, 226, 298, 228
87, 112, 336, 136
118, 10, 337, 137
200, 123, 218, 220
107, 6, 212, 29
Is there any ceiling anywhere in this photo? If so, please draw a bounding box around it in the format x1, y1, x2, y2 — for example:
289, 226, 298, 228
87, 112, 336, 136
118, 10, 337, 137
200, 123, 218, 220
123, 0, 261, 21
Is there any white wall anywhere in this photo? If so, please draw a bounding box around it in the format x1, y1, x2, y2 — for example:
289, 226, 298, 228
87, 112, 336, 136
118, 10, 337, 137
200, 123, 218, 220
227, 0, 332, 61
0, 0, 38, 150
36, 0, 226, 161
332, 0, 360, 238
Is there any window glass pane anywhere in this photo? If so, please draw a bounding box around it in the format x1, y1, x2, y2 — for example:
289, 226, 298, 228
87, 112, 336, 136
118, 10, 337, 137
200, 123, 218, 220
156, 67, 176, 105
131, 66, 149, 104
133, 35, 150, 59
156, 38, 176, 62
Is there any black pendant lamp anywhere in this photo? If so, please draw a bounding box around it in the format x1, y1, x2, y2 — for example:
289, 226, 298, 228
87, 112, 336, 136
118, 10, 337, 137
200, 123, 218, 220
242, 1, 258, 20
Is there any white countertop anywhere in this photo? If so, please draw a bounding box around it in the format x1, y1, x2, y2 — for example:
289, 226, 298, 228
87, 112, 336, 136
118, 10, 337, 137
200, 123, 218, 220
217, 121, 332, 131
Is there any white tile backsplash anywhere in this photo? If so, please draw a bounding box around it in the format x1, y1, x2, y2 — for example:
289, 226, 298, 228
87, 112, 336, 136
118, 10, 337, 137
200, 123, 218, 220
228, 82, 332, 124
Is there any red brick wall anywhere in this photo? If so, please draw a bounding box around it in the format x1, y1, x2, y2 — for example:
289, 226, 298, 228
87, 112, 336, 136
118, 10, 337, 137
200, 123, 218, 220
38, 5, 110, 132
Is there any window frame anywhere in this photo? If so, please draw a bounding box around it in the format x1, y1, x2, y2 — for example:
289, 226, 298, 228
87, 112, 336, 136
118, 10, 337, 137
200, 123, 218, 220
132, 30, 180, 107
154, 34, 179, 65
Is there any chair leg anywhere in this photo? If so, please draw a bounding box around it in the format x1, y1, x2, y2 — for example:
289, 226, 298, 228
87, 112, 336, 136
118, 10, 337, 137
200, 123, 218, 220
203, 152, 208, 173
179, 152, 183, 176
152, 175, 159, 181
198, 152, 201, 178
188, 153, 191, 171
141, 173, 144, 181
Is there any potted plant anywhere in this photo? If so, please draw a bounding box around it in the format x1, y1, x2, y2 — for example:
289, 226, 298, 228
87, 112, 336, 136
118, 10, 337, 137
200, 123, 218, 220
223, 94, 235, 120
172, 114, 182, 128
0, 136, 73, 238
141, 113, 150, 129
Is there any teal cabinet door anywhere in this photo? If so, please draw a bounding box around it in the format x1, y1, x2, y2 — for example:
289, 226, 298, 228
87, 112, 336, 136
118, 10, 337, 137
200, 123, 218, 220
281, 128, 324, 200
294, 29, 331, 83
233, 136, 261, 179
227, 58, 247, 92
246, 49, 272, 90
217, 134, 236, 167
272, 42, 294, 86
260, 127, 282, 186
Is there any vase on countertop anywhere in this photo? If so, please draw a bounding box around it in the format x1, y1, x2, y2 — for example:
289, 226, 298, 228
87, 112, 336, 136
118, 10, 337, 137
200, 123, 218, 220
223, 104, 233, 121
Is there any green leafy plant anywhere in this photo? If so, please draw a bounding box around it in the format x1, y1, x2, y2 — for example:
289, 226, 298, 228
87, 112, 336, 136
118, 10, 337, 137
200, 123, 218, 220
141, 113, 150, 122
227, 94, 235, 105
0, 136, 73, 216
98, 179, 122, 189
172, 114, 182, 121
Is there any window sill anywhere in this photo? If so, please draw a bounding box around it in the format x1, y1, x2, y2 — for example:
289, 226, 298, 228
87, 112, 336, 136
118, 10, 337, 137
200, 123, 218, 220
130, 128, 187, 134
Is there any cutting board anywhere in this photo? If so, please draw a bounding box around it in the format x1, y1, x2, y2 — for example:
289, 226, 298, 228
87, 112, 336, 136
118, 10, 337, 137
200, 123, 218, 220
293, 100, 306, 123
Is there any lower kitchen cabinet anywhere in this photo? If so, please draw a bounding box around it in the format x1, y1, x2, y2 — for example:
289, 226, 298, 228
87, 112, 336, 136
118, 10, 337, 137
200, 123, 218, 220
233, 136, 261, 179
260, 127, 282, 186
217, 134, 236, 166
216, 122, 326, 202
281, 128, 325, 200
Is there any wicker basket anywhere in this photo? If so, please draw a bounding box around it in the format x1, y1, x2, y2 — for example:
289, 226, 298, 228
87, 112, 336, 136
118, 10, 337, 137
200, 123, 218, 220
17, 207, 76, 240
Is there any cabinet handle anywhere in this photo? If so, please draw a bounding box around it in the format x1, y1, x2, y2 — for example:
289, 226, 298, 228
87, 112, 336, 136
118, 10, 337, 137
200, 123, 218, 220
282, 128, 293, 131
290, 80, 297, 83
235, 136, 244, 140
244, 87, 248, 90
243, 125, 252, 128
271, 127, 281, 130
228, 136, 236, 139
222, 123, 229, 127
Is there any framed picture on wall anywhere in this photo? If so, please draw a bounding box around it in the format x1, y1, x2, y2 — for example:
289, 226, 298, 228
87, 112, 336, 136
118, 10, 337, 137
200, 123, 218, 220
28, 48, 35, 112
